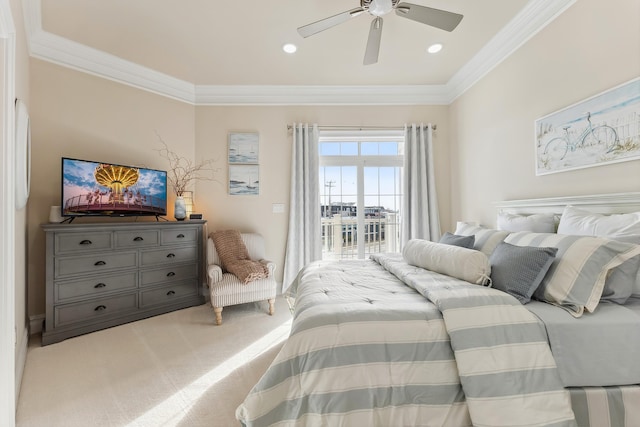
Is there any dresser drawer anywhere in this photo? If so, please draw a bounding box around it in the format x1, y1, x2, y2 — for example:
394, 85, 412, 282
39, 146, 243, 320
115, 230, 159, 248
140, 264, 198, 287
55, 232, 112, 254
54, 293, 138, 327
161, 228, 198, 245
140, 246, 197, 266
139, 282, 198, 308
55, 252, 138, 278
55, 272, 138, 302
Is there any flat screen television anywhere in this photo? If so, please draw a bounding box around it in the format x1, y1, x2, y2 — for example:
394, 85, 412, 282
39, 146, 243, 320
61, 157, 168, 219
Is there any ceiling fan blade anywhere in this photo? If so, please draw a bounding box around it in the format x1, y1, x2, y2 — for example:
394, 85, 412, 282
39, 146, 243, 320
363, 17, 383, 65
297, 7, 365, 38
395, 3, 463, 32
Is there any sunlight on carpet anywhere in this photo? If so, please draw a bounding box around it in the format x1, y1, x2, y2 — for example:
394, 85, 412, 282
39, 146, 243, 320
125, 318, 292, 427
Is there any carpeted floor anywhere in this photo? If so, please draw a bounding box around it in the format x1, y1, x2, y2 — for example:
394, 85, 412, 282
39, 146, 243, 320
16, 297, 292, 427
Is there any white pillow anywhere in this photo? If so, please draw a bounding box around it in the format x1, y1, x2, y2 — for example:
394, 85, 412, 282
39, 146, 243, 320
403, 239, 491, 285
497, 212, 556, 233
558, 205, 640, 237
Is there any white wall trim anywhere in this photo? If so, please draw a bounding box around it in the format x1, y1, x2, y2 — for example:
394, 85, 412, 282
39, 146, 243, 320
0, 0, 16, 424
28, 314, 43, 335
21, 0, 574, 106
15, 327, 28, 401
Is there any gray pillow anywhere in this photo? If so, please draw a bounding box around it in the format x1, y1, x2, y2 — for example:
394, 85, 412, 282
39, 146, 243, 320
439, 232, 475, 249
489, 242, 558, 304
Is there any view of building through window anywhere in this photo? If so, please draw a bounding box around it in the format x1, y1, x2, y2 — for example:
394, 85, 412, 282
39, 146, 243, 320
319, 131, 404, 260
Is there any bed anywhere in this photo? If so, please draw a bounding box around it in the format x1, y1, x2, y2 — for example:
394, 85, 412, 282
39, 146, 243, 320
237, 192, 640, 427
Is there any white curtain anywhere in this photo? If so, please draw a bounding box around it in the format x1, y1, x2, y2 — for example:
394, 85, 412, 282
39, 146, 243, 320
282, 123, 321, 293
402, 123, 441, 245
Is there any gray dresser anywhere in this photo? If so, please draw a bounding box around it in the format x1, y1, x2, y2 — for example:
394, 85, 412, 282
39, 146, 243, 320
41, 220, 207, 345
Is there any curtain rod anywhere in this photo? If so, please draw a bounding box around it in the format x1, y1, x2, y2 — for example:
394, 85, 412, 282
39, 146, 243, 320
286, 124, 436, 131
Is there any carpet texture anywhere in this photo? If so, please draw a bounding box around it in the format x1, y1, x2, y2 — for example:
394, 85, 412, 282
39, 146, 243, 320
16, 298, 292, 427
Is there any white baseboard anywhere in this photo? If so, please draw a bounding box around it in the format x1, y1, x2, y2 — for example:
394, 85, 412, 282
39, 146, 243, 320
29, 314, 44, 335
15, 326, 28, 399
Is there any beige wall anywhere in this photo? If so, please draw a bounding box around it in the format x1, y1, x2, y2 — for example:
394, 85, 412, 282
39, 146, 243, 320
28, 60, 196, 316
27, 62, 449, 316
195, 105, 450, 286
449, 0, 640, 228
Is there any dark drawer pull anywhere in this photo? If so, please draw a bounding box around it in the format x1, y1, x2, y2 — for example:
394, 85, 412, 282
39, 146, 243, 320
80, 239, 92, 245
94, 283, 107, 289
95, 305, 107, 311
166, 272, 176, 277
166, 253, 176, 258
167, 290, 176, 296
177, 234, 185, 238
133, 236, 144, 241
94, 261, 107, 266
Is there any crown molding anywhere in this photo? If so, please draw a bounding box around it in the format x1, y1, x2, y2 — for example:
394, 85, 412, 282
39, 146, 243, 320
445, 0, 576, 103
21, 0, 574, 106
194, 84, 451, 106
29, 30, 196, 103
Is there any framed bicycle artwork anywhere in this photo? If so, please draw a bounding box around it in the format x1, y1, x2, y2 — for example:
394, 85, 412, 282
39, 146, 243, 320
535, 77, 640, 175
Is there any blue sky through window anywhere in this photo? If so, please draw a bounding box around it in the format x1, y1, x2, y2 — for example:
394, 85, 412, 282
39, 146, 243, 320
319, 141, 402, 213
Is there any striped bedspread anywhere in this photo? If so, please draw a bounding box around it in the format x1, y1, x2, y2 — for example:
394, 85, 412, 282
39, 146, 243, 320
569, 386, 640, 427
237, 254, 575, 426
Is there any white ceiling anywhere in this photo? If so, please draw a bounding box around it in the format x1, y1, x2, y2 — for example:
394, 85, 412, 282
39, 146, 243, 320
24, 0, 575, 105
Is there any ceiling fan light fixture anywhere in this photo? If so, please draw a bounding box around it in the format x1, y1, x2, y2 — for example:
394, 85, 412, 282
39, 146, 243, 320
427, 43, 443, 54
282, 43, 297, 54
368, 0, 393, 17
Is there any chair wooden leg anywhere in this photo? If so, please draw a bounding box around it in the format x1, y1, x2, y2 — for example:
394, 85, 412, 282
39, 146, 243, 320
214, 306, 223, 325
268, 298, 275, 316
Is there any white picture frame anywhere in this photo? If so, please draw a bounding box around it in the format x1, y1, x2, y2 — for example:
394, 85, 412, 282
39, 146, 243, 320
228, 132, 259, 164
535, 77, 640, 175
229, 164, 259, 196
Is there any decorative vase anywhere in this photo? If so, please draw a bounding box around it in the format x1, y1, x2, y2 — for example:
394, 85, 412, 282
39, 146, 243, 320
174, 196, 187, 221
49, 206, 63, 223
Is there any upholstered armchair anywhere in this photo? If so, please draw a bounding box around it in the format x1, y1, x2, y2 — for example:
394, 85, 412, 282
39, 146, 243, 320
206, 232, 277, 325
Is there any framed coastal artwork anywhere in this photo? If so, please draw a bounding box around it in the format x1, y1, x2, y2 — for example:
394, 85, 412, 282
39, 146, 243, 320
228, 132, 259, 164
535, 77, 640, 175
229, 164, 259, 196
228, 132, 259, 195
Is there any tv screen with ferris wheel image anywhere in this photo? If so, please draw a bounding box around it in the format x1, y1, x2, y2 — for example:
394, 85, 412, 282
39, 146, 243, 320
61, 157, 167, 218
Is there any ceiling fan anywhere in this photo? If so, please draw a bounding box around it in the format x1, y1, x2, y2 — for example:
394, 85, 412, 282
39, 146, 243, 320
297, 0, 463, 65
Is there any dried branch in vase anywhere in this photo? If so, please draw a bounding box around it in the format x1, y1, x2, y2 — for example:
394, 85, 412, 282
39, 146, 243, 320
155, 131, 220, 196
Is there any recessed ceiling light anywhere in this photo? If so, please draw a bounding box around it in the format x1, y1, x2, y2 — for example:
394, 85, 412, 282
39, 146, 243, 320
427, 43, 443, 54
282, 43, 297, 54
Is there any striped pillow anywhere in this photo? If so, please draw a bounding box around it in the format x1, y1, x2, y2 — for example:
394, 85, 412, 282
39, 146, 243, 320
454, 222, 510, 257
610, 236, 640, 297
504, 232, 640, 317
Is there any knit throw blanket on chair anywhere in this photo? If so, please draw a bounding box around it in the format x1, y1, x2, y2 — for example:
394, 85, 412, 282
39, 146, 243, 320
211, 230, 269, 284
